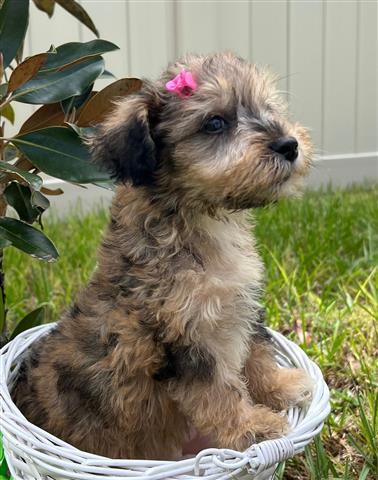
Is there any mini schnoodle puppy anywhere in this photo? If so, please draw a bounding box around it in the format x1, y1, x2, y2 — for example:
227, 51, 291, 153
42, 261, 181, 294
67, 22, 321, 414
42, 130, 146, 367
13, 52, 314, 460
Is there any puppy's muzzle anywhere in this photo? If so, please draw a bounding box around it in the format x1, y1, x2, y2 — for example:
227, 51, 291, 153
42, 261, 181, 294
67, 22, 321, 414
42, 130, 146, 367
269, 136, 299, 163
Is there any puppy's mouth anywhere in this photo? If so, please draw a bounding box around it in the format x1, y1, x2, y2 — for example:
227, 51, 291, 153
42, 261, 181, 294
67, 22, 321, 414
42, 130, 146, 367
222, 152, 304, 210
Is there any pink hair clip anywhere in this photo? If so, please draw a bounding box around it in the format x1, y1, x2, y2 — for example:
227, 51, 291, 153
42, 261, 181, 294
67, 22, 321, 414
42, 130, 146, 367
165, 69, 198, 98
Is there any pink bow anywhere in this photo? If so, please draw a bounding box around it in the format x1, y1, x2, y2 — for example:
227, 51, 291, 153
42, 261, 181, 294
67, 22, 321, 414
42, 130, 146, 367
165, 69, 198, 98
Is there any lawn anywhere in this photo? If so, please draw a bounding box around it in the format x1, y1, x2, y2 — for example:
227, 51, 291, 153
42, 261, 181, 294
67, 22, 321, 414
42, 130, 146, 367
3, 184, 378, 479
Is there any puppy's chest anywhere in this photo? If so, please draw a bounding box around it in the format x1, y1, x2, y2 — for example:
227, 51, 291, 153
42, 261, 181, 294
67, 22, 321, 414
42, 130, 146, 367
196, 235, 263, 367
203, 230, 262, 307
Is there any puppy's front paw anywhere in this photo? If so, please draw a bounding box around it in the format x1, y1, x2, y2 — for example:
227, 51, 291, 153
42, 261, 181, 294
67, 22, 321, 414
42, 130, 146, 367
266, 368, 314, 411
219, 405, 289, 451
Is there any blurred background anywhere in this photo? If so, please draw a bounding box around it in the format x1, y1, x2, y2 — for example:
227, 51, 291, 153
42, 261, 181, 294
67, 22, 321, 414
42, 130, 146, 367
12, 0, 378, 211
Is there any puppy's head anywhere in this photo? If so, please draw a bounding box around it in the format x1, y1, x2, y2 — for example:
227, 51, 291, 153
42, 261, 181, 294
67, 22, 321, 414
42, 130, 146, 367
91, 52, 313, 210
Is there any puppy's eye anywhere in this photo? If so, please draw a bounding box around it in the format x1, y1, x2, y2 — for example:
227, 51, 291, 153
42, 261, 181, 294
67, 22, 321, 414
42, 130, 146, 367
203, 116, 228, 134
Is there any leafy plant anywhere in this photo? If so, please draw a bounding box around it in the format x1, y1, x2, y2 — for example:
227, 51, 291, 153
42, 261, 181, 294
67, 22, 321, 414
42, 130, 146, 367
0, 0, 142, 344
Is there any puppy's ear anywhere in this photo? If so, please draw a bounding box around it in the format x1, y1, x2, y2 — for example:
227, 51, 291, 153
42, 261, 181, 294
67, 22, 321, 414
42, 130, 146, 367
90, 86, 159, 186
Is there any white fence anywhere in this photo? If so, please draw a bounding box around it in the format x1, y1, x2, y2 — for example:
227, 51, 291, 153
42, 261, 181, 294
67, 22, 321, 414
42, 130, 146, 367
12, 0, 378, 203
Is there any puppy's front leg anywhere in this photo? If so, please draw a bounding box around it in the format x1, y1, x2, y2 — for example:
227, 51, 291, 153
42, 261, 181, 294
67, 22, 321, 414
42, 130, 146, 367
245, 338, 313, 411
164, 348, 288, 450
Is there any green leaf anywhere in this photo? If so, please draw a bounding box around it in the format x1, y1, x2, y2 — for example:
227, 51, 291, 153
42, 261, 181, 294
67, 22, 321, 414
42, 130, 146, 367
0, 160, 42, 189
93, 180, 115, 191
32, 0, 55, 17
55, 0, 99, 37
100, 69, 116, 80
12, 56, 104, 105
4, 182, 39, 223
0, 83, 7, 98
3, 144, 18, 162
0, 238, 11, 249
10, 306, 45, 340
0, 217, 58, 261
31, 190, 50, 211
12, 126, 110, 183
0, 0, 29, 68
0, 103, 14, 123
66, 122, 96, 138
40, 39, 118, 72
60, 82, 93, 115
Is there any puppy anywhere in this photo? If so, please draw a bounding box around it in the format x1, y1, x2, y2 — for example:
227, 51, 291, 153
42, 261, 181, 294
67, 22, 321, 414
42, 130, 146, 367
13, 52, 313, 460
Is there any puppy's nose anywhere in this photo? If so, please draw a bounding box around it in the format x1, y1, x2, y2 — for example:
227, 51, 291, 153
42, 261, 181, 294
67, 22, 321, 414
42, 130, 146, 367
269, 136, 298, 162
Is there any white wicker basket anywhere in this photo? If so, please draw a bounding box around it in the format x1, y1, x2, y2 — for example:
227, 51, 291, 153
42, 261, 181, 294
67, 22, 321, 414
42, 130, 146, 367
0, 323, 330, 480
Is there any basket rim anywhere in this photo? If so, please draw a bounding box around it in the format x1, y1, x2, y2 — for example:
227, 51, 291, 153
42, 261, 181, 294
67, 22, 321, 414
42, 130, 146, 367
0, 323, 331, 480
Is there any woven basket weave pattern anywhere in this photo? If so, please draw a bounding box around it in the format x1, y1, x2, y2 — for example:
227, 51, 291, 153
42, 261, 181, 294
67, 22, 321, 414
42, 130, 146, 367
0, 324, 330, 480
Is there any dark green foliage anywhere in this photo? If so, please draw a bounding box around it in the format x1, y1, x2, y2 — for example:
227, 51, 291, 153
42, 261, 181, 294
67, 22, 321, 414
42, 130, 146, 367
0, 3, 139, 265
0, 0, 29, 68
0, 217, 58, 261
13, 127, 110, 183
0, 0, 142, 346
12, 56, 105, 104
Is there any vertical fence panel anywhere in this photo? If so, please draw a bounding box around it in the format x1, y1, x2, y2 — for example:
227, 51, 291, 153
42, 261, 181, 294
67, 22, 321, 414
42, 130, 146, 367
356, 1, 378, 153
288, 1, 323, 151
127, 1, 175, 78
250, 1, 288, 93
217, 2, 250, 59
176, 2, 218, 55
322, 1, 358, 155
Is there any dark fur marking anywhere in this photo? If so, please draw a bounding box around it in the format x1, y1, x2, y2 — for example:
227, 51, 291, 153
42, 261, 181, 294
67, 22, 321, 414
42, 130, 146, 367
76, 331, 120, 363
27, 384, 49, 425
70, 302, 82, 319
153, 344, 216, 382
76, 331, 107, 361
15, 359, 28, 385
121, 255, 132, 268
139, 316, 165, 343
257, 307, 266, 323
181, 246, 205, 269
54, 362, 111, 420
89, 280, 117, 301
253, 322, 272, 341
69, 302, 96, 319
92, 116, 157, 186
14, 383, 49, 425
29, 349, 40, 369
109, 273, 125, 285
107, 332, 119, 349
97, 290, 116, 301
102, 238, 120, 251
253, 307, 272, 341
48, 325, 64, 339
109, 217, 118, 230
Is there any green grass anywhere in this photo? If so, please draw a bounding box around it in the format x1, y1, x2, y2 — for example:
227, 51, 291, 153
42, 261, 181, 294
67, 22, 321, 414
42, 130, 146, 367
3, 185, 378, 479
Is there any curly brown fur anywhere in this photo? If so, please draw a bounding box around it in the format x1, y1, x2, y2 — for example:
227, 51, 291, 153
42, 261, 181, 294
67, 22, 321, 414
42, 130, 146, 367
12, 52, 313, 459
